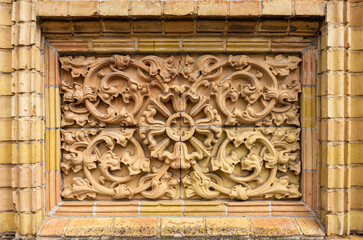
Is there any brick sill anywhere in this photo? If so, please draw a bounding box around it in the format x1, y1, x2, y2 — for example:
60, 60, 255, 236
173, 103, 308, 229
38, 216, 325, 239
49, 200, 314, 217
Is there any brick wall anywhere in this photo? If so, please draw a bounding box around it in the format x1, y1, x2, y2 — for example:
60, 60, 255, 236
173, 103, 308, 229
0, 0, 362, 238
317, 0, 363, 236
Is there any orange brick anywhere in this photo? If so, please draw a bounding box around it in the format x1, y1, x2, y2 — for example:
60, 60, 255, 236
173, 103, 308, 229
228, 202, 269, 216
250, 217, 299, 236
161, 218, 205, 236
198, 0, 228, 16
164, 0, 194, 16
39, 218, 68, 237
262, 0, 292, 15
113, 217, 158, 237
130, 0, 162, 16
99, 1, 128, 16
295, 218, 325, 236
65, 218, 113, 236
68, 1, 97, 16
229, 1, 260, 16
206, 218, 251, 236
295, 0, 324, 16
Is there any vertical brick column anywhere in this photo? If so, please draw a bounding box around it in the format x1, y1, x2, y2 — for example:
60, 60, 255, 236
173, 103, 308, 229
346, 0, 363, 234
8, 0, 44, 237
318, 0, 363, 236
0, 0, 15, 236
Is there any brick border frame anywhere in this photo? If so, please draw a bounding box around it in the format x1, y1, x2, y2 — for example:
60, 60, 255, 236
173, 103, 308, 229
43, 33, 318, 218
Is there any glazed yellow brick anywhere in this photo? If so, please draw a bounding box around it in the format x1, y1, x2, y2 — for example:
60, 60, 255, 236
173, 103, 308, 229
351, 166, 363, 186
0, 73, 12, 95
326, 214, 348, 235
12, 164, 44, 188
319, 72, 345, 96
346, 120, 363, 141
350, 211, 363, 233
348, 51, 363, 72
321, 143, 345, 165
99, 1, 129, 16
45, 87, 61, 128
16, 0, 32, 22
0, 143, 12, 163
349, 29, 363, 50
0, 120, 12, 141
347, 143, 363, 164
0, 189, 12, 211
15, 210, 44, 235
326, 49, 345, 71
0, 212, 15, 232
326, 25, 345, 48
13, 119, 44, 141
13, 187, 44, 212
322, 191, 346, 212
326, 1, 345, 23
12, 47, 31, 70
319, 120, 345, 142
0, 26, 11, 49
140, 201, 182, 216
0, 50, 12, 72
45, 129, 60, 171
0, 96, 12, 118
351, 189, 363, 209
346, 97, 363, 118
321, 96, 345, 118
321, 167, 346, 189
346, 74, 363, 96
301, 87, 316, 128
17, 141, 43, 164
184, 201, 225, 216
0, 4, 12, 25
0, 165, 12, 187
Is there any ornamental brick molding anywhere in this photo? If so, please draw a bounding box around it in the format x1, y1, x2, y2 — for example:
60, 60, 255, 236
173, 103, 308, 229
59, 54, 302, 200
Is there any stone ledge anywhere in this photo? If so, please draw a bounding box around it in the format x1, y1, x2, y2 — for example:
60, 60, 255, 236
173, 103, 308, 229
38, 216, 325, 239
35, 0, 326, 18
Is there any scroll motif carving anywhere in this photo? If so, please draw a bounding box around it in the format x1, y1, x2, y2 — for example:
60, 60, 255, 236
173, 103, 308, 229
60, 54, 302, 200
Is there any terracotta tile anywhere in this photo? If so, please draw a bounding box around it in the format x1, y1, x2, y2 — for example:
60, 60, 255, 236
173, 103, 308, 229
228, 202, 269, 216
54, 202, 94, 216
96, 201, 138, 216
39, 218, 68, 236
271, 201, 313, 216
295, 218, 325, 236
250, 217, 299, 236
206, 217, 251, 236
113, 217, 158, 237
65, 218, 113, 236
161, 217, 205, 236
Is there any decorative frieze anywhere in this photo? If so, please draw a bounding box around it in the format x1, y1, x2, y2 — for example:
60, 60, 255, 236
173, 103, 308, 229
60, 54, 301, 200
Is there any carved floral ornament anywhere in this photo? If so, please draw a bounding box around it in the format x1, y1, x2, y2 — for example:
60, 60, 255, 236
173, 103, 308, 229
59, 54, 302, 200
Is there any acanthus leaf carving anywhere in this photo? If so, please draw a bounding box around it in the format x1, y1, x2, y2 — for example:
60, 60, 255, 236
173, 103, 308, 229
60, 54, 302, 201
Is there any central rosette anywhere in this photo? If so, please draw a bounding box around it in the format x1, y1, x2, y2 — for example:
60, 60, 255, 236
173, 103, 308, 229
166, 112, 195, 141
139, 86, 221, 169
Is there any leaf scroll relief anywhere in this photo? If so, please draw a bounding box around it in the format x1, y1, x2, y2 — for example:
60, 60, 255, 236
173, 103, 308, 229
59, 54, 302, 200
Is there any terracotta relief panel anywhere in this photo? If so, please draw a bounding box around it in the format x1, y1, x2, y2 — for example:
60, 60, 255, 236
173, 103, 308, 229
59, 54, 302, 200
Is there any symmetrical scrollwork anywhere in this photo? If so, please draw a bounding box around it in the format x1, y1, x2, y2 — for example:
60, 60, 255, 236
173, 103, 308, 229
60, 54, 302, 200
